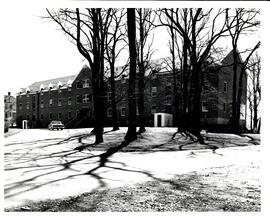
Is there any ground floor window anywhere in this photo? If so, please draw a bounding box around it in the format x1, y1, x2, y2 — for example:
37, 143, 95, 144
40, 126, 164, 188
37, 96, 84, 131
107, 108, 112, 117
121, 107, 126, 116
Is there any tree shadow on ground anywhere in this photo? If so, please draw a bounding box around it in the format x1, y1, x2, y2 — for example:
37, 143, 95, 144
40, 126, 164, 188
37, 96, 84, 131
4, 129, 260, 210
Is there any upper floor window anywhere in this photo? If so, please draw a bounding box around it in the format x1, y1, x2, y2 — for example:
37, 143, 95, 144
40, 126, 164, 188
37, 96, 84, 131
83, 79, 90, 88
76, 95, 82, 103
166, 95, 172, 105
26, 102, 30, 110
49, 99, 53, 107
40, 100, 44, 108
76, 81, 83, 89
223, 103, 226, 112
108, 92, 112, 101
68, 97, 72, 105
82, 94, 90, 103
166, 80, 172, 87
202, 101, 208, 112
19, 103, 22, 110
151, 87, 157, 97
58, 99, 62, 106
223, 82, 228, 93
40, 113, 44, 120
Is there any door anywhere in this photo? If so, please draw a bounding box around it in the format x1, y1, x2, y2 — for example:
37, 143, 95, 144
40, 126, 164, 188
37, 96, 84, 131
157, 114, 162, 127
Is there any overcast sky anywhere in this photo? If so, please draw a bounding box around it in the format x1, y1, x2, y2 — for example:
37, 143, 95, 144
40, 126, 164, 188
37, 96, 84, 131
0, 4, 263, 96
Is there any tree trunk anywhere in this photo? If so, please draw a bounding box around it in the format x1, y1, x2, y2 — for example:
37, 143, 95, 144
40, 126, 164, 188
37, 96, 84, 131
124, 8, 137, 142
92, 9, 104, 144
110, 64, 119, 131
138, 9, 146, 133
231, 46, 239, 133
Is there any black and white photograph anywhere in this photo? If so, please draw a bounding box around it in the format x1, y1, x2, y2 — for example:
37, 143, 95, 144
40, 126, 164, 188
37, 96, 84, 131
2, 1, 268, 213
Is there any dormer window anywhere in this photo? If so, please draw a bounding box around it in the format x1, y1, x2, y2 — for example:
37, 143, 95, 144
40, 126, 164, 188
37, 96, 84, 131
48, 82, 53, 90
40, 84, 44, 91
67, 79, 72, 90
58, 81, 62, 89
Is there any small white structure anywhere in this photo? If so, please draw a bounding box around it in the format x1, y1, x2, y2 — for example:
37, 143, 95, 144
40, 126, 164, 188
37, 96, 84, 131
154, 113, 173, 127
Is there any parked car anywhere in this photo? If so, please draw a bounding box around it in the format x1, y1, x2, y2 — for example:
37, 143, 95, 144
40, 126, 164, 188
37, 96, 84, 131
48, 121, 65, 130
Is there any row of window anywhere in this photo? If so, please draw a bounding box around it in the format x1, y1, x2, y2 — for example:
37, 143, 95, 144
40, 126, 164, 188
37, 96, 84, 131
19, 94, 92, 110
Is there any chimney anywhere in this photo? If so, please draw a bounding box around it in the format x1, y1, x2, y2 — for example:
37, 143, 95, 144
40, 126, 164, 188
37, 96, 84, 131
8, 92, 11, 96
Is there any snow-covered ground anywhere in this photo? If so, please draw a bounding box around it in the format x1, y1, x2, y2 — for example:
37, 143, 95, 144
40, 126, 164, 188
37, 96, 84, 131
4, 127, 260, 208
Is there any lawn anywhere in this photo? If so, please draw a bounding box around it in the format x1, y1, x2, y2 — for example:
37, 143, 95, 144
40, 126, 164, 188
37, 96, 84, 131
6, 162, 260, 212
4, 127, 260, 212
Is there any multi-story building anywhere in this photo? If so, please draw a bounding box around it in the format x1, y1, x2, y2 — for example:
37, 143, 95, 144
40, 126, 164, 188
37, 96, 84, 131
4, 92, 16, 127
16, 50, 247, 131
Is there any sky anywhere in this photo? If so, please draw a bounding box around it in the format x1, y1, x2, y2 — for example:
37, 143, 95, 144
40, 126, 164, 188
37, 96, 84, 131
0, 3, 263, 97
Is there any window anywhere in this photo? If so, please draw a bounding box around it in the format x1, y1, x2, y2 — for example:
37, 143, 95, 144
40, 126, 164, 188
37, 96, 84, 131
223, 82, 228, 92
68, 97, 72, 105
202, 101, 208, 112
49, 99, 53, 107
151, 105, 156, 113
40, 100, 44, 108
68, 111, 72, 119
26, 115, 30, 120
83, 94, 90, 103
121, 79, 126, 84
76, 95, 82, 103
166, 95, 171, 105
107, 108, 112, 117
76, 81, 83, 89
166, 80, 172, 87
151, 87, 157, 97
223, 103, 226, 112
58, 99, 62, 106
68, 87, 72, 92
108, 92, 112, 101
58, 112, 62, 119
83, 79, 90, 88
26, 102, 30, 110
40, 114, 44, 120
121, 107, 126, 116
49, 113, 53, 119
19, 103, 22, 110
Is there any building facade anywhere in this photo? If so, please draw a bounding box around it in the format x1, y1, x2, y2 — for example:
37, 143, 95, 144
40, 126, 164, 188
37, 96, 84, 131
16, 50, 247, 130
4, 92, 16, 127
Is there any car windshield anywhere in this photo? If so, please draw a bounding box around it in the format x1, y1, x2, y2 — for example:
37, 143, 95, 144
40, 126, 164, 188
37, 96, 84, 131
51, 121, 62, 124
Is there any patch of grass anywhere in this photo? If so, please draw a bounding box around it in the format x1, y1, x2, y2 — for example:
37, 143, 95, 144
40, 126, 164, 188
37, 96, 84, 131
6, 163, 260, 212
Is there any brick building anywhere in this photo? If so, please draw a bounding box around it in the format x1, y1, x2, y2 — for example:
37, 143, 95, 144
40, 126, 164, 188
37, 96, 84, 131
4, 92, 16, 127
16, 50, 247, 130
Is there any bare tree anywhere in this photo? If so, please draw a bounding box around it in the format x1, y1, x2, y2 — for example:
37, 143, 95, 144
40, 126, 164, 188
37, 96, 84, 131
159, 8, 229, 143
136, 8, 155, 133
46, 8, 112, 143
247, 52, 261, 133
124, 8, 137, 142
105, 9, 127, 131
225, 8, 260, 132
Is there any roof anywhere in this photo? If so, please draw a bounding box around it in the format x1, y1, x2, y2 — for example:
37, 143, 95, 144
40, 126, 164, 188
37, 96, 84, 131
25, 74, 77, 93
